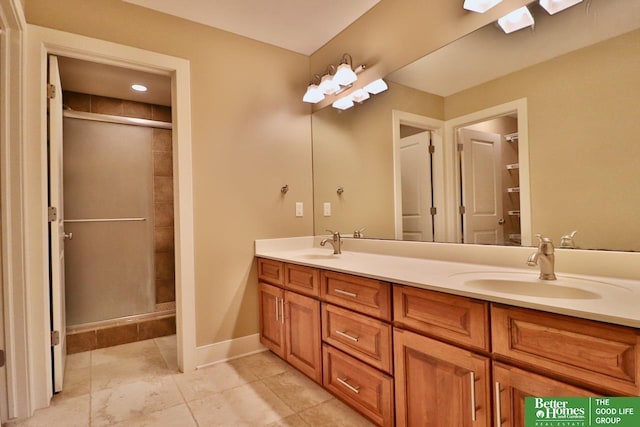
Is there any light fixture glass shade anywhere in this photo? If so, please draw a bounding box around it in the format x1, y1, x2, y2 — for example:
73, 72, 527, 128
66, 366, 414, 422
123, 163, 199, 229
302, 84, 324, 103
463, 0, 503, 13
539, 0, 582, 15
498, 6, 535, 34
318, 74, 340, 95
334, 63, 358, 86
364, 79, 388, 95
351, 89, 370, 103
332, 96, 354, 110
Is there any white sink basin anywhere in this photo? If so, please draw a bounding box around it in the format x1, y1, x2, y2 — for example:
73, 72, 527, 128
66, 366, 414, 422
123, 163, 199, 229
449, 271, 629, 299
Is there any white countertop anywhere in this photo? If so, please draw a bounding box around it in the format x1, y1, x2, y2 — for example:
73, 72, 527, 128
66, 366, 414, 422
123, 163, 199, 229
255, 240, 640, 329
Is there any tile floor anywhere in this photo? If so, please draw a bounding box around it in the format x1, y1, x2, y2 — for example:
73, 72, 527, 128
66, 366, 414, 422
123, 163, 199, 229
6, 335, 374, 426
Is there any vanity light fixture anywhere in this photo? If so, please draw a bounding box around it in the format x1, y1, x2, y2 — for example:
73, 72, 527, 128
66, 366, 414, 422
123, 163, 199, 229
351, 89, 370, 103
131, 84, 148, 92
332, 96, 354, 110
304, 53, 363, 104
303, 78, 325, 104
463, 0, 503, 13
318, 68, 341, 95
539, 0, 582, 15
498, 6, 535, 34
333, 54, 358, 86
363, 78, 388, 95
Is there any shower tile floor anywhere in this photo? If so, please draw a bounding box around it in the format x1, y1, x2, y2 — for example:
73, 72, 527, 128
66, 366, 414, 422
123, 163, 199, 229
7, 335, 374, 426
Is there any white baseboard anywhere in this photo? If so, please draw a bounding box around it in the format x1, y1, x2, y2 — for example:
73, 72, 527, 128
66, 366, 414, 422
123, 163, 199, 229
195, 333, 267, 368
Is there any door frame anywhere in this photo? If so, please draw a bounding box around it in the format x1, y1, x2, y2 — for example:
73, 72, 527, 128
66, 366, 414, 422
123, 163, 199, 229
23, 25, 196, 414
0, 0, 28, 422
443, 98, 532, 246
391, 110, 444, 240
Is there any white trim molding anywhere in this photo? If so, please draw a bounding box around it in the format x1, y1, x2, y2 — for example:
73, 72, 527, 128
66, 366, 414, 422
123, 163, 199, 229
195, 334, 266, 369
23, 25, 196, 414
0, 0, 28, 421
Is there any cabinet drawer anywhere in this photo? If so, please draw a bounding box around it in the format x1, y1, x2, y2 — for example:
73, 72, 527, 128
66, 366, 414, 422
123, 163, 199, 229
321, 271, 391, 321
393, 285, 490, 352
284, 263, 320, 297
257, 258, 284, 286
323, 344, 394, 427
322, 303, 392, 374
492, 305, 640, 395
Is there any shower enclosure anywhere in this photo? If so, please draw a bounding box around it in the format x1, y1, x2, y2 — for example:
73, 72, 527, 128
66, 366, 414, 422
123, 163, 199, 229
63, 117, 156, 326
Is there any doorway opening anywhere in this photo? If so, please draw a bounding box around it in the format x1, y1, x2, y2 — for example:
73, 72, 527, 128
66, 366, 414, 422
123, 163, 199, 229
456, 114, 521, 246
48, 55, 177, 393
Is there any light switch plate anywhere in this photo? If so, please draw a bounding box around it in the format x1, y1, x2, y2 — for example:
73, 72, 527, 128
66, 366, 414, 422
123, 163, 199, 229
323, 202, 331, 217
295, 202, 303, 217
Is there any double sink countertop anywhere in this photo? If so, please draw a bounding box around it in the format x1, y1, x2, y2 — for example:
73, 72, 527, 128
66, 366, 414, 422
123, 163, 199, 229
255, 237, 640, 329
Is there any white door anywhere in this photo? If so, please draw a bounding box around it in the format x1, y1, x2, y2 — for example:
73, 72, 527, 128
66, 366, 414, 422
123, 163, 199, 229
459, 129, 503, 245
400, 131, 434, 241
48, 55, 67, 392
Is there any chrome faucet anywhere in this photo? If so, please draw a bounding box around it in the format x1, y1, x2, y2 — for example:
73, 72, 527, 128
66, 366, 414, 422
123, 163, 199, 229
320, 229, 342, 254
560, 230, 578, 249
527, 234, 557, 280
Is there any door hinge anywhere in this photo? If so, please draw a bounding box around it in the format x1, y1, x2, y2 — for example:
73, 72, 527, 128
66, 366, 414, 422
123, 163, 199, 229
430, 207, 437, 216
459, 206, 466, 215
51, 330, 60, 346
457, 143, 464, 152
0, 349, 5, 367
47, 84, 57, 100
48, 206, 57, 222
428, 145, 435, 154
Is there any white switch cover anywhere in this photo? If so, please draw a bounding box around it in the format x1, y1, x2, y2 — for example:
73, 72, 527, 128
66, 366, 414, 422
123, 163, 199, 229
323, 202, 331, 217
295, 202, 303, 217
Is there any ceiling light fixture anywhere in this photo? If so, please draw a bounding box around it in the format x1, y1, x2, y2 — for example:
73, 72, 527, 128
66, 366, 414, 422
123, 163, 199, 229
539, 0, 582, 15
131, 84, 148, 92
463, 0, 503, 13
498, 6, 535, 34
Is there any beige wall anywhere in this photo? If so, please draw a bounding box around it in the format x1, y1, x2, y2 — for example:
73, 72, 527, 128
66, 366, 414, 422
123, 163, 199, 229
313, 82, 443, 238
25, 0, 313, 346
309, 0, 530, 111
445, 29, 640, 251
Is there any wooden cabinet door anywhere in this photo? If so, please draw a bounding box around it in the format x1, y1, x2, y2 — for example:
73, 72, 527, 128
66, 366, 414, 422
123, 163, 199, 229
285, 290, 322, 383
259, 282, 285, 358
493, 362, 597, 427
394, 328, 491, 427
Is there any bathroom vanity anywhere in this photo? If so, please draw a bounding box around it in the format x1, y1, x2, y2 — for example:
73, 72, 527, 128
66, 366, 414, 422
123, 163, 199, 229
256, 238, 640, 426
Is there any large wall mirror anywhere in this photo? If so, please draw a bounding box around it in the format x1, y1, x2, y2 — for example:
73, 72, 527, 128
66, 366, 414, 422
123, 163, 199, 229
312, 0, 640, 252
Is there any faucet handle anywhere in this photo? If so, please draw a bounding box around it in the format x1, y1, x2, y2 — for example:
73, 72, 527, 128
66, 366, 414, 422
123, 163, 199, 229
325, 229, 340, 237
560, 230, 578, 248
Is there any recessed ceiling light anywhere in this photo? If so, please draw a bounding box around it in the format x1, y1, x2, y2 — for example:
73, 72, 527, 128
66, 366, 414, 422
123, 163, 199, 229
131, 84, 148, 92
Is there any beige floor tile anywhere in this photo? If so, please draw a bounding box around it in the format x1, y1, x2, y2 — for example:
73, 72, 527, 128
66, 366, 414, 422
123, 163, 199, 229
188, 381, 294, 427
109, 403, 197, 427
228, 350, 292, 379
91, 352, 174, 392
173, 360, 259, 402
262, 369, 332, 412
154, 334, 178, 371
57, 365, 91, 399
64, 351, 91, 370
264, 414, 310, 427
5, 394, 90, 427
92, 339, 159, 366
91, 376, 184, 427
298, 398, 376, 427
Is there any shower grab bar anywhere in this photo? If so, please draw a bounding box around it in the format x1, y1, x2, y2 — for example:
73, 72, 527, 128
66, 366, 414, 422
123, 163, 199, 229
64, 217, 146, 223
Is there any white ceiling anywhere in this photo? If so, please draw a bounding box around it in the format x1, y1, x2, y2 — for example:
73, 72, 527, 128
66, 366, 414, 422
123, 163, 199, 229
123, 0, 382, 55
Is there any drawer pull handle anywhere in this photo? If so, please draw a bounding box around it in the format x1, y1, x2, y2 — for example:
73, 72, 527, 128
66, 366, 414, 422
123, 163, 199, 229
280, 298, 285, 325
337, 377, 360, 394
334, 289, 358, 298
335, 330, 359, 342
470, 371, 477, 422
275, 297, 279, 321
495, 381, 503, 426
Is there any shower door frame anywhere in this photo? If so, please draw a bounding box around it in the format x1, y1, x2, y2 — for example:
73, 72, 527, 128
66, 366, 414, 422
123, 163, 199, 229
23, 25, 196, 414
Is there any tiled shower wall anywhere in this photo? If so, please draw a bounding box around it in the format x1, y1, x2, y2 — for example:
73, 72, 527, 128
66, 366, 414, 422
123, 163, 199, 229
64, 91, 176, 352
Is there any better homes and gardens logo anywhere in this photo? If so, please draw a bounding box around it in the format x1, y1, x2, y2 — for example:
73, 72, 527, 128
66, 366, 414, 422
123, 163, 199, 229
530, 398, 586, 426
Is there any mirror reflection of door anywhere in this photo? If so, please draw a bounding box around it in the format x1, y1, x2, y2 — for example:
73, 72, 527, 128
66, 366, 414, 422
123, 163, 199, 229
458, 114, 520, 246
400, 128, 434, 241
